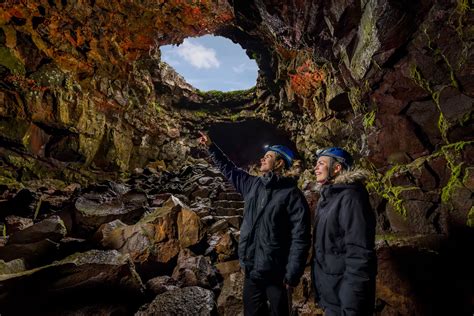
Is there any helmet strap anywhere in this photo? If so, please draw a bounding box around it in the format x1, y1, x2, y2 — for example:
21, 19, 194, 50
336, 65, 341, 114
270, 153, 285, 174
327, 158, 335, 181
326, 158, 342, 182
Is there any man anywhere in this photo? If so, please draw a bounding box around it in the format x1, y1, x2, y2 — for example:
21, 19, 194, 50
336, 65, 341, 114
199, 132, 310, 316
312, 147, 376, 316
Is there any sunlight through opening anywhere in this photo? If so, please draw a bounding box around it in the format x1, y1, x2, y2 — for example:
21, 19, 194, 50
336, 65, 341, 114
160, 35, 258, 92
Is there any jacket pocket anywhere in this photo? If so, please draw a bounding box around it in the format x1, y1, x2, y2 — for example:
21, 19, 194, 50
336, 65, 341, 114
322, 253, 345, 275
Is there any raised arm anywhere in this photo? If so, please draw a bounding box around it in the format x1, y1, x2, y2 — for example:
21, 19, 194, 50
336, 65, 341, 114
199, 131, 256, 197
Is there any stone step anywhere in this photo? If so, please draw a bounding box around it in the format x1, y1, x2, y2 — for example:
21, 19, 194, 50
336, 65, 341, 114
215, 207, 243, 217
213, 215, 242, 229
217, 192, 242, 201
213, 200, 244, 209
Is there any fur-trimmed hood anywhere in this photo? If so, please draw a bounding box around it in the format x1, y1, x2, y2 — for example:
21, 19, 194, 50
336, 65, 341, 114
333, 168, 370, 184
313, 168, 370, 192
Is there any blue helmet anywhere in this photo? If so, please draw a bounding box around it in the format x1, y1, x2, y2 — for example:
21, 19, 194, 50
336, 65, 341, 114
316, 147, 353, 169
264, 144, 294, 168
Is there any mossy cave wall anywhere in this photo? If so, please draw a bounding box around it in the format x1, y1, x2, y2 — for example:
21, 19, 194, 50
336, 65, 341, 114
0, 0, 472, 299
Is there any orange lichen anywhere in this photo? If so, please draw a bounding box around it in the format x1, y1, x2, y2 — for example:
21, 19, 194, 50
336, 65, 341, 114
1, 1, 234, 72
0, 7, 24, 22
289, 59, 325, 98
5, 74, 49, 92
155, 1, 234, 39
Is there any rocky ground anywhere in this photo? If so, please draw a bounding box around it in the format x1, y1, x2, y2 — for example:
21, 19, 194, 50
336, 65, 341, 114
1, 157, 471, 315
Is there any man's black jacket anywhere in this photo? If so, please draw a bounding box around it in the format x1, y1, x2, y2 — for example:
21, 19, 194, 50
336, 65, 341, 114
209, 143, 310, 286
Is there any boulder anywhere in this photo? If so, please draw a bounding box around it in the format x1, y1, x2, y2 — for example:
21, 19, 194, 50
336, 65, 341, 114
136, 286, 215, 316
217, 271, 244, 316
0, 258, 26, 274
0, 239, 59, 265
7, 215, 67, 244
215, 260, 241, 279
172, 249, 220, 290
214, 231, 238, 262
0, 216, 67, 265
96, 216, 180, 275
177, 206, 204, 248
146, 275, 179, 295
75, 185, 148, 232
0, 250, 144, 313
95, 196, 202, 278
4, 215, 33, 235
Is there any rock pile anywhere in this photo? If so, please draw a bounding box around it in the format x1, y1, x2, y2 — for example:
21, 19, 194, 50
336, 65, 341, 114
0, 162, 322, 315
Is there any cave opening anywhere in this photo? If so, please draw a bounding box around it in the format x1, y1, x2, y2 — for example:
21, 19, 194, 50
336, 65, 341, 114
160, 35, 258, 92
207, 119, 299, 169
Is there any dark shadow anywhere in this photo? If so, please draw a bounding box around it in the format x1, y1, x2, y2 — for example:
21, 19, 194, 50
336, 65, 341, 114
208, 119, 299, 168
377, 228, 474, 315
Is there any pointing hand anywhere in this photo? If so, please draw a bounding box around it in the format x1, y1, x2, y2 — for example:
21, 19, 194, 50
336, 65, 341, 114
198, 131, 212, 147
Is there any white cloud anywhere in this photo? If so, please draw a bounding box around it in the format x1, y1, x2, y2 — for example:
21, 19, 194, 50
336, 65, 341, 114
176, 40, 220, 69
233, 62, 257, 74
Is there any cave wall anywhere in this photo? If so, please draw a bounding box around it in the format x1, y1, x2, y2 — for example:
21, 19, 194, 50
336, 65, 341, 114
228, 0, 474, 236
0, 0, 472, 260
0, 1, 473, 314
0, 0, 254, 185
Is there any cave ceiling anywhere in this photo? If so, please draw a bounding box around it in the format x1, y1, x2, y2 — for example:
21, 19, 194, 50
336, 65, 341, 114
0, 1, 472, 221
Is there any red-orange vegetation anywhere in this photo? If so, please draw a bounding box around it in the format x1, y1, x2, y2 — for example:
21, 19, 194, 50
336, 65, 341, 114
156, 1, 234, 40
289, 59, 325, 98
5, 74, 49, 92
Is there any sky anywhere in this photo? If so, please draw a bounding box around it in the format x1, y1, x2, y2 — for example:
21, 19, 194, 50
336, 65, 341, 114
160, 35, 258, 92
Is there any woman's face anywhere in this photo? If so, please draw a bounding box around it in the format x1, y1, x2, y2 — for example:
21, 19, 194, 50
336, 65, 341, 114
314, 156, 331, 183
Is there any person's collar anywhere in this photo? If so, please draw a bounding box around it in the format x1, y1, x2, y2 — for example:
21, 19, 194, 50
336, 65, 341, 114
262, 171, 282, 187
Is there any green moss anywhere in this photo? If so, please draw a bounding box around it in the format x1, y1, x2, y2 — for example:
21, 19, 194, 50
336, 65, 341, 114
459, 110, 473, 127
1, 177, 19, 188
410, 65, 430, 92
195, 110, 208, 118
366, 165, 415, 217
367, 141, 472, 216
197, 87, 256, 101
409, 65, 450, 142
229, 112, 242, 122
6, 155, 52, 181
456, 0, 471, 15
152, 101, 161, 113
8, 155, 34, 172
0, 47, 25, 75
348, 86, 364, 113
439, 141, 471, 204
467, 207, 474, 227
386, 186, 419, 217
437, 111, 449, 142
363, 109, 376, 129
441, 140, 472, 153
375, 233, 401, 242
33, 197, 42, 221
450, 0, 472, 37
422, 27, 461, 89
0, 119, 30, 145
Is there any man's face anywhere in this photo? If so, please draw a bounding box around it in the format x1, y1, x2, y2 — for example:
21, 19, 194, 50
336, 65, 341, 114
314, 156, 331, 182
260, 151, 278, 173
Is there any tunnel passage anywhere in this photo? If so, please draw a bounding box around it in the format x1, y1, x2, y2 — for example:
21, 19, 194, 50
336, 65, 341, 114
208, 119, 299, 168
